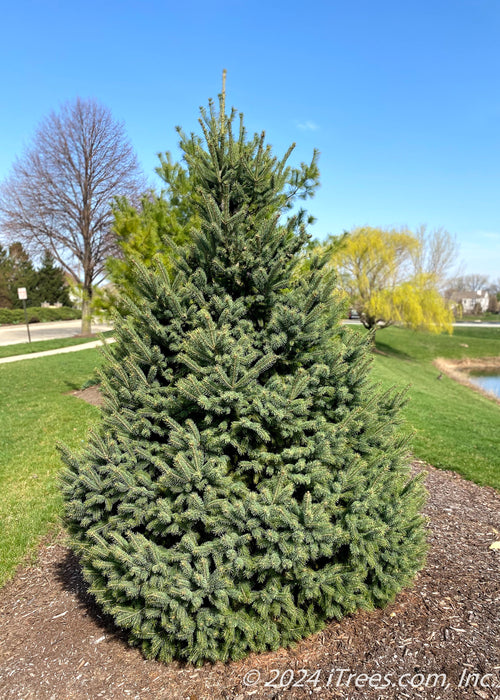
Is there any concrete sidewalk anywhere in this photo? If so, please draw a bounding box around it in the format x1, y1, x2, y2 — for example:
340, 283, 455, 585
0, 320, 113, 346
0, 338, 115, 364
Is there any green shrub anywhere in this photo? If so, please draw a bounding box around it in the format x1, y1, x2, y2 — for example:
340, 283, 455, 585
0, 306, 81, 325
60, 95, 427, 665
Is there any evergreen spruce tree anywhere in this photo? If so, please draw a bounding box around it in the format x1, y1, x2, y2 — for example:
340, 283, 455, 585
6, 242, 39, 308
0, 245, 11, 308
36, 250, 71, 306
60, 90, 427, 665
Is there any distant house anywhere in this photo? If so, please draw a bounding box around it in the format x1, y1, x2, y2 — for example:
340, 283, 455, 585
445, 289, 490, 315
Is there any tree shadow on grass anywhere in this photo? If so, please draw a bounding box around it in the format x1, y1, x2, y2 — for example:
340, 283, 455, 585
62, 373, 102, 395
62, 380, 85, 391
374, 340, 413, 361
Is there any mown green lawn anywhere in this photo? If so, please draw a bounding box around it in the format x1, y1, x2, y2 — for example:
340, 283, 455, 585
369, 326, 500, 489
374, 325, 500, 361
0, 331, 113, 359
0, 350, 103, 586
458, 313, 500, 323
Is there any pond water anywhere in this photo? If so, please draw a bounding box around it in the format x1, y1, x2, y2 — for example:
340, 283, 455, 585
470, 374, 500, 399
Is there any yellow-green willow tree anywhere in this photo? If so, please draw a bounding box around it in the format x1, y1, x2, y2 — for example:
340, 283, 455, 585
328, 226, 454, 337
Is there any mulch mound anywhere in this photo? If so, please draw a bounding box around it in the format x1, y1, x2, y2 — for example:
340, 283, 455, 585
0, 462, 499, 700
70, 386, 105, 408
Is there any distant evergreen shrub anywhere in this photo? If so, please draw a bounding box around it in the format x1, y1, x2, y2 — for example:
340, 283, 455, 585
0, 306, 80, 325
36, 250, 71, 307
60, 92, 427, 665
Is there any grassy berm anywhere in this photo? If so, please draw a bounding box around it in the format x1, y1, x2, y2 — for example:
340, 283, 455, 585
370, 325, 500, 489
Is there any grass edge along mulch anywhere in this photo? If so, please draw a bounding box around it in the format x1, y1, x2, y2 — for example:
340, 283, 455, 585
0, 460, 498, 699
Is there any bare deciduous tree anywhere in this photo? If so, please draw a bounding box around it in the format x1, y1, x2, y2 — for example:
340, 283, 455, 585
411, 225, 461, 290
448, 273, 490, 292
0, 98, 144, 334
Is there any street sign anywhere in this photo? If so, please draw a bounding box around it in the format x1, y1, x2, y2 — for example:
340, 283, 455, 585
16, 288, 31, 342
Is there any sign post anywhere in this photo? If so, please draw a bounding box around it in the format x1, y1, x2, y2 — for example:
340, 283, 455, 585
17, 287, 31, 343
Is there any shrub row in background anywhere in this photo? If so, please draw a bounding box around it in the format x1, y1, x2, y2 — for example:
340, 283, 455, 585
0, 306, 81, 325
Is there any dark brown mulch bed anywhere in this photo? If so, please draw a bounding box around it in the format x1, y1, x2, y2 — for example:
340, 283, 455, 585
70, 386, 104, 408
0, 461, 499, 700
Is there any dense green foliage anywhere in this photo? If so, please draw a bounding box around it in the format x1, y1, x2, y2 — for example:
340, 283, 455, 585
103, 113, 319, 310
36, 250, 71, 306
60, 95, 427, 664
0, 244, 72, 310
0, 242, 38, 308
0, 246, 9, 307
108, 154, 196, 284
91, 152, 203, 317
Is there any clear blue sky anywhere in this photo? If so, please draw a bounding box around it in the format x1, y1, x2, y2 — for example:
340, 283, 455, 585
1, 0, 499, 278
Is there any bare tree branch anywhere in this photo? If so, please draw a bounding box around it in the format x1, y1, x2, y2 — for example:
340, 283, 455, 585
447, 273, 490, 292
411, 225, 461, 291
0, 97, 145, 334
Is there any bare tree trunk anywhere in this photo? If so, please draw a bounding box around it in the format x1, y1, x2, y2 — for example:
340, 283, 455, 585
81, 286, 92, 336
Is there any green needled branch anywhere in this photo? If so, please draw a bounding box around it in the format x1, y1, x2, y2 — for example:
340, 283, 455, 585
59, 84, 427, 666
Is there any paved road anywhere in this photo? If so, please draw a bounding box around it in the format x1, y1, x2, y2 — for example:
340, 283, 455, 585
453, 321, 500, 328
0, 319, 113, 346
